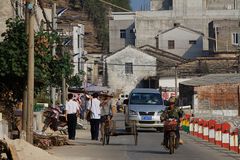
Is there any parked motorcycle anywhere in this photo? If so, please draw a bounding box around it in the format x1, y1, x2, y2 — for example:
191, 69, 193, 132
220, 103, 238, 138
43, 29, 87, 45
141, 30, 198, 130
163, 118, 179, 154
42, 107, 68, 135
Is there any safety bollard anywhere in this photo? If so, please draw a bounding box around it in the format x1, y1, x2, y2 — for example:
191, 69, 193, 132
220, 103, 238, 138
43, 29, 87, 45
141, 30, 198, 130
198, 119, 204, 139
194, 118, 199, 137
215, 123, 222, 146
221, 122, 230, 149
203, 120, 209, 141
190, 118, 194, 135
230, 128, 239, 153
208, 120, 216, 143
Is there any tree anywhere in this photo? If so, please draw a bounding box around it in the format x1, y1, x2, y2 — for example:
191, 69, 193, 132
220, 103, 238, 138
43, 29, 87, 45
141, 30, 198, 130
0, 18, 74, 104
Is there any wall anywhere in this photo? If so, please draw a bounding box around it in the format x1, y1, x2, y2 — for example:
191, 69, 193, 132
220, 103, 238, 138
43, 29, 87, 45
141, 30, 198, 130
209, 20, 240, 52
194, 84, 239, 117
106, 46, 157, 94
150, 0, 173, 11
72, 24, 85, 75
0, 1, 52, 41
207, 0, 240, 10
109, 13, 135, 53
158, 27, 203, 59
134, 1, 239, 52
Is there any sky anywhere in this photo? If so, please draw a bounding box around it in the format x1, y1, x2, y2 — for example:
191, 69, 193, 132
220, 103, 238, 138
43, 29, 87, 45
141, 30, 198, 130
130, 0, 150, 11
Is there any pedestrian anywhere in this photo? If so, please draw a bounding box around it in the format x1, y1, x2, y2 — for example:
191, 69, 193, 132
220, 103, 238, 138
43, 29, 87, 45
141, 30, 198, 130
87, 92, 101, 140
79, 92, 89, 120
100, 93, 113, 141
65, 93, 80, 140
116, 98, 121, 112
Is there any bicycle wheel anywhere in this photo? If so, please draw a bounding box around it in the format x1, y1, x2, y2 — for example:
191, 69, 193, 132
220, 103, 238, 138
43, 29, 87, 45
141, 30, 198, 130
133, 121, 138, 145
169, 132, 175, 154
102, 132, 106, 146
106, 128, 110, 145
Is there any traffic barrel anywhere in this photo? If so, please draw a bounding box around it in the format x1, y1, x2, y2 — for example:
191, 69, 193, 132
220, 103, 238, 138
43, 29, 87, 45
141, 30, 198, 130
190, 118, 194, 135
203, 120, 209, 141
208, 120, 216, 143
198, 119, 204, 139
194, 118, 199, 137
230, 128, 239, 153
221, 122, 230, 149
215, 123, 222, 146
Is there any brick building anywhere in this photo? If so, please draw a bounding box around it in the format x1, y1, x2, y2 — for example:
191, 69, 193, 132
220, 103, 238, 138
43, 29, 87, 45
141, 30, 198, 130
179, 74, 240, 117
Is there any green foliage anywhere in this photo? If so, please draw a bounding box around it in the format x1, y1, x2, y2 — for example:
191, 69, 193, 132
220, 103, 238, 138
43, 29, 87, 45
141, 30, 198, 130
0, 18, 74, 100
67, 71, 85, 88
0, 18, 28, 99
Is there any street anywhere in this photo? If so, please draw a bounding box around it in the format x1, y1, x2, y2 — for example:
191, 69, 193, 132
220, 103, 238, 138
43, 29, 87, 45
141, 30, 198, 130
49, 113, 240, 160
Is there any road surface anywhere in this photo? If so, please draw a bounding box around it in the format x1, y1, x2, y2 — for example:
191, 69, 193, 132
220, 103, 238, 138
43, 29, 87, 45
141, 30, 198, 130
49, 113, 240, 160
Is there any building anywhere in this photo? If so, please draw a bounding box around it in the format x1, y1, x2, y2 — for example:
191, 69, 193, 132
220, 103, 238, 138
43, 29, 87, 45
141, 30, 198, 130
156, 25, 204, 59
179, 74, 240, 117
109, 0, 240, 55
105, 45, 158, 94
109, 12, 135, 53
0, 0, 52, 41
209, 20, 240, 52
72, 24, 87, 75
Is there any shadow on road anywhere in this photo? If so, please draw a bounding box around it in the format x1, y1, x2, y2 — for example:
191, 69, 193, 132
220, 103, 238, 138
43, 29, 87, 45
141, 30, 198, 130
126, 149, 169, 155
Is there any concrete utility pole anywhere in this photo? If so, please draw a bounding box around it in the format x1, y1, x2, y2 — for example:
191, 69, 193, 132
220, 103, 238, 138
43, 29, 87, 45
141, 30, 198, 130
23, 0, 30, 135
51, 3, 57, 107
61, 46, 66, 106
175, 66, 178, 97
26, 0, 35, 144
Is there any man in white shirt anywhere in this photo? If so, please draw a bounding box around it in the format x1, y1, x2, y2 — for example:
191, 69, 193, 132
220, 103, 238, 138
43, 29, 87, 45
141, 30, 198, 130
87, 92, 101, 140
66, 93, 80, 140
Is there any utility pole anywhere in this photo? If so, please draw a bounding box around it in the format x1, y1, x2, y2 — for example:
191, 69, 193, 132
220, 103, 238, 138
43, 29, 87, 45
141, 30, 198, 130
23, 0, 30, 135
51, 3, 57, 107
26, 0, 35, 143
175, 65, 178, 97
61, 46, 66, 106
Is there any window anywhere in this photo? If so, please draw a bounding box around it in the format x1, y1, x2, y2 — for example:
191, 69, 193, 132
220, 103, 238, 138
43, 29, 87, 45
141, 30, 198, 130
168, 40, 175, 49
125, 63, 133, 74
129, 93, 163, 105
120, 29, 126, 38
232, 33, 239, 45
189, 40, 197, 44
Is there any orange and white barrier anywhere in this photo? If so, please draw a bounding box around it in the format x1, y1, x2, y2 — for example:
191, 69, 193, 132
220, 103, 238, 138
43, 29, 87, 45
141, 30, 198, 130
215, 123, 222, 146
194, 119, 199, 137
221, 122, 230, 149
230, 128, 239, 153
189, 118, 194, 135
208, 120, 216, 143
203, 120, 209, 141
198, 119, 203, 139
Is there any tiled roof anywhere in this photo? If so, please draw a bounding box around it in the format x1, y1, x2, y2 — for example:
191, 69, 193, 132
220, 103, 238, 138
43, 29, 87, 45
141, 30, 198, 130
179, 73, 240, 86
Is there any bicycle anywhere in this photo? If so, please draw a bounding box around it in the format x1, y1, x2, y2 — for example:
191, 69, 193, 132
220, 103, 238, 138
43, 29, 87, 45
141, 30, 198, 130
101, 115, 112, 145
163, 118, 179, 154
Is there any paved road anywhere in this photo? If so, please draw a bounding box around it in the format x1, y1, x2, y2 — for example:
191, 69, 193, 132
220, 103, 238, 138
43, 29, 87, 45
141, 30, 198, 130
49, 113, 240, 160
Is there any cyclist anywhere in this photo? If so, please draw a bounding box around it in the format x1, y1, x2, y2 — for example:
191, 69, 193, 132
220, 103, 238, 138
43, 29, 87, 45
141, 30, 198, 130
100, 92, 113, 141
161, 97, 183, 147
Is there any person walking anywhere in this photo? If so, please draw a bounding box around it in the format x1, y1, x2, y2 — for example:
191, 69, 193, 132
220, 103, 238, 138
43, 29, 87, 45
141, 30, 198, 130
65, 93, 80, 140
87, 92, 101, 140
116, 98, 121, 112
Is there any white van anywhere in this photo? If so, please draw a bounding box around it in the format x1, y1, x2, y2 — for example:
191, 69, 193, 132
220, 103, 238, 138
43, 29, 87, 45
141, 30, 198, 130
125, 88, 166, 131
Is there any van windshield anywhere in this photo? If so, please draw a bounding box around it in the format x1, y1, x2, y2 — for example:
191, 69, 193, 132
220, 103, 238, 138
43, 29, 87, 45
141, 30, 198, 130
129, 93, 163, 105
